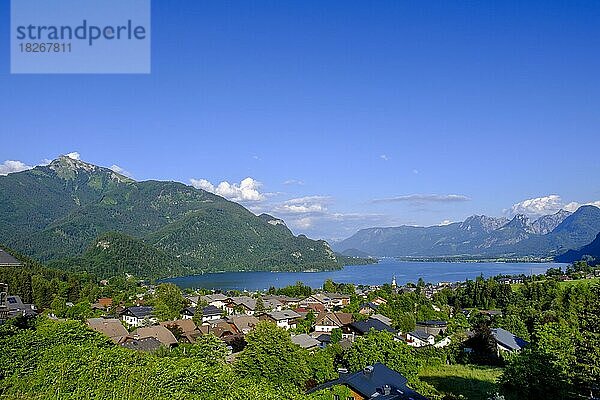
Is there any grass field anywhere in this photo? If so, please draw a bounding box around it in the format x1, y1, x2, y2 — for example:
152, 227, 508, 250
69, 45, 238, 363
557, 277, 600, 288
510, 276, 600, 290
418, 364, 503, 400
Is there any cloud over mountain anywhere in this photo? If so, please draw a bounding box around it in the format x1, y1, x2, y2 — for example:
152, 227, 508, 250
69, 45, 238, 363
508, 195, 600, 218
0, 160, 32, 176
190, 177, 265, 202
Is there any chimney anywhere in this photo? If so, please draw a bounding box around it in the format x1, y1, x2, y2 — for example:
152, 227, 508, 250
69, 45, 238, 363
363, 365, 374, 376
383, 385, 391, 395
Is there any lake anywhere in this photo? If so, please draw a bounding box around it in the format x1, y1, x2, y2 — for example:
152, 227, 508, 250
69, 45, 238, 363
163, 259, 565, 291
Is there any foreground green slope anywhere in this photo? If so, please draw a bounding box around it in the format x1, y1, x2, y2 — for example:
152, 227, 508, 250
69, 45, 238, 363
0, 156, 339, 277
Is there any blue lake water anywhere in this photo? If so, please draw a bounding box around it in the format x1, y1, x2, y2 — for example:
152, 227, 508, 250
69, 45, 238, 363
163, 259, 565, 291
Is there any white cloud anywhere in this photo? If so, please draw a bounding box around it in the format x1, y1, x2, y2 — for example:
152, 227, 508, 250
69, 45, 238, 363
440, 219, 453, 226
0, 160, 33, 176
283, 179, 305, 186
190, 177, 265, 202
412, 169, 419, 175
110, 165, 133, 178
380, 154, 389, 161
273, 196, 332, 215
563, 200, 600, 213
508, 194, 600, 217
65, 152, 80, 160
372, 194, 470, 204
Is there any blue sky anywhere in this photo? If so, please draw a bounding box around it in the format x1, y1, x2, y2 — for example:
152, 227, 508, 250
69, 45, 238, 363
1, 1, 600, 240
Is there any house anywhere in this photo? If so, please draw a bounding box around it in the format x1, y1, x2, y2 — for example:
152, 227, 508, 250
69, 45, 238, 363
291, 333, 321, 351
227, 315, 260, 334
184, 295, 200, 307
345, 318, 396, 339
491, 328, 529, 353
0, 250, 21, 267
132, 325, 178, 348
314, 312, 353, 333
358, 302, 380, 316
201, 293, 230, 310
310, 332, 332, 348
5, 295, 37, 317
181, 305, 223, 322
121, 306, 156, 327
181, 307, 195, 319
302, 293, 350, 310
199, 320, 237, 339
225, 296, 256, 315
86, 318, 129, 343
263, 295, 301, 309
160, 319, 201, 343
261, 297, 284, 311
415, 320, 447, 337
296, 303, 325, 314
308, 363, 429, 400
259, 310, 301, 330
121, 337, 162, 352
405, 331, 435, 348
98, 297, 113, 308
370, 314, 393, 326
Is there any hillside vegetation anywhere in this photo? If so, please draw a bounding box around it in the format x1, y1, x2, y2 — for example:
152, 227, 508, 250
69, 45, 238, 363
0, 157, 340, 278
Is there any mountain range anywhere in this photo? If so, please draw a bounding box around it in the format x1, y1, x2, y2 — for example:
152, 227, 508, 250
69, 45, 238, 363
0, 156, 341, 278
334, 206, 600, 259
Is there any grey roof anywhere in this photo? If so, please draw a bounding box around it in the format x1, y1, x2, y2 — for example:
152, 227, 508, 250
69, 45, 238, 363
121, 337, 162, 352
5, 295, 37, 317
308, 363, 429, 400
0, 250, 20, 266
291, 333, 321, 349
182, 307, 195, 316
202, 293, 228, 302
350, 318, 396, 335
370, 314, 393, 326
267, 309, 301, 321
202, 305, 223, 317
262, 298, 283, 309
230, 296, 256, 310
123, 306, 153, 319
492, 328, 529, 351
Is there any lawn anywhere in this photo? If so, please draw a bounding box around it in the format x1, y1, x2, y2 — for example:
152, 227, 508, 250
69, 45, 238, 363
557, 277, 600, 288
510, 276, 600, 290
418, 364, 503, 400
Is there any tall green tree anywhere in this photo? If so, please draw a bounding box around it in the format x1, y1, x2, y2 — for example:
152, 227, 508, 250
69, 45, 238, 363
153, 283, 185, 321
235, 321, 310, 387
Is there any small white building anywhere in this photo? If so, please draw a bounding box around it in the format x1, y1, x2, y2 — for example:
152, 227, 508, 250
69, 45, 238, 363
121, 306, 156, 327
260, 310, 301, 330
405, 330, 435, 347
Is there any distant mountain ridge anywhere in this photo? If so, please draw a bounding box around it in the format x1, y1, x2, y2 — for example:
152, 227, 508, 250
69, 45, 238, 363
556, 232, 600, 265
0, 156, 341, 278
335, 207, 600, 259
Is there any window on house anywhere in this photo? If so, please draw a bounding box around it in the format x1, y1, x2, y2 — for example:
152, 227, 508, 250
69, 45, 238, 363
333, 395, 340, 400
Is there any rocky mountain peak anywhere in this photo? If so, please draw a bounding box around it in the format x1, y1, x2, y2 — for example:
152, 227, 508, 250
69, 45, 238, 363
460, 215, 509, 233
47, 156, 133, 183
531, 209, 572, 234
